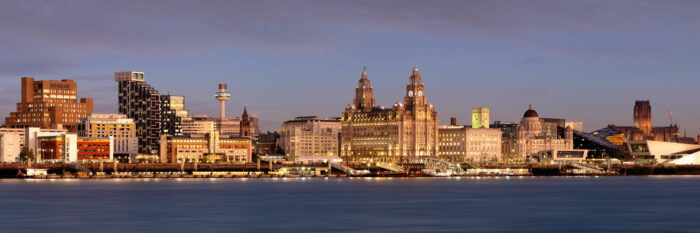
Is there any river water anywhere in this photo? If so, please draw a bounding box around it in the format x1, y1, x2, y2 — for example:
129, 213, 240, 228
1, 176, 699, 233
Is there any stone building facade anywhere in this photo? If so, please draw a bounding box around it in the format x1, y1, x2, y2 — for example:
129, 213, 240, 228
341, 67, 439, 162
278, 116, 341, 158
503, 104, 574, 160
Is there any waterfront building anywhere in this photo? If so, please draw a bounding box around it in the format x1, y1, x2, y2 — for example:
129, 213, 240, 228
491, 121, 519, 158
278, 116, 341, 159
341, 67, 439, 162
76, 114, 137, 162
4, 77, 93, 131
115, 71, 162, 154
0, 132, 21, 163
503, 104, 574, 160
159, 130, 252, 164
181, 115, 215, 135
161, 94, 189, 136
572, 130, 626, 159
256, 131, 280, 156
565, 121, 583, 131
540, 118, 565, 139
38, 136, 113, 163
608, 100, 680, 143
471, 107, 490, 128
627, 140, 700, 164
438, 124, 501, 163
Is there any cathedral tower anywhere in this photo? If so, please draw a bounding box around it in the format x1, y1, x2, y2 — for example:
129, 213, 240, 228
633, 100, 651, 135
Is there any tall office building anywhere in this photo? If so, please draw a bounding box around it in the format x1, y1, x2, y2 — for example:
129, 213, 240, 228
341, 66, 439, 162
4, 77, 93, 131
471, 107, 489, 128
115, 71, 162, 154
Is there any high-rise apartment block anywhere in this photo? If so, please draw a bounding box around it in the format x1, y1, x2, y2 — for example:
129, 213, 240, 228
5, 77, 93, 131
278, 116, 341, 158
115, 71, 162, 154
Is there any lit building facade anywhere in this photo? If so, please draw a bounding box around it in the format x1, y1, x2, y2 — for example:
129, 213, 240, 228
278, 116, 341, 158
438, 125, 501, 163
471, 107, 490, 128
181, 116, 215, 135
5, 77, 93, 131
159, 131, 252, 164
505, 104, 574, 160
341, 67, 439, 162
37, 135, 113, 163
76, 114, 137, 162
0, 132, 21, 163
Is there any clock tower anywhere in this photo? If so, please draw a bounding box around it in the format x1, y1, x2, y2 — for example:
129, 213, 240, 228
404, 66, 427, 110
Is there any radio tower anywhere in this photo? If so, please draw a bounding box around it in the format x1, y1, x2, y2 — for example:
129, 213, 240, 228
215, 83, 231, 133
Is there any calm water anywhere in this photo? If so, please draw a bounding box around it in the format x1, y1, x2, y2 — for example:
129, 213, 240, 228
1, 176, 699, 233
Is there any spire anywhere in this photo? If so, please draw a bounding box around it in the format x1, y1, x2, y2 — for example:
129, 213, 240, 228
242, 104, 248, 117
360, 66, 368, 80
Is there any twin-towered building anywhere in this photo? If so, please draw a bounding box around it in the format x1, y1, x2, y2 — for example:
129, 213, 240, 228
341, 67, 439, 162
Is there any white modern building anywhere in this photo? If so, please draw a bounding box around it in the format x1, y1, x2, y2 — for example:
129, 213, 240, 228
628, 140, 700, 164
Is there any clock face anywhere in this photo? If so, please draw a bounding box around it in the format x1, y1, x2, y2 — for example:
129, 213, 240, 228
418, 90, 423, 96
408, 90, 414, 97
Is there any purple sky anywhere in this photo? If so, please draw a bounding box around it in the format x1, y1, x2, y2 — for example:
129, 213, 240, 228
1, 0, 699, 134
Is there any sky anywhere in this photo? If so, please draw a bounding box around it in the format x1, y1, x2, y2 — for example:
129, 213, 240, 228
1, 0, 699, 134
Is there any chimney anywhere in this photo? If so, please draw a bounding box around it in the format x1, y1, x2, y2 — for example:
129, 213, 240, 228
450, 117, 457, 126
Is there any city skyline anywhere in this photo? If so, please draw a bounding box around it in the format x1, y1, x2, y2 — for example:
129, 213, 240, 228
1, 1, 700, 133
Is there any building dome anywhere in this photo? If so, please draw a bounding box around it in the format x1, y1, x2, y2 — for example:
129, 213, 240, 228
523, 104, 538, 118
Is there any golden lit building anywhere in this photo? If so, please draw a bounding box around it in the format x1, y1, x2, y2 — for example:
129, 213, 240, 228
471, 107, 489, 128
159, 130, 252, 164
341, 67, 439, 162
5, 77, 93, 131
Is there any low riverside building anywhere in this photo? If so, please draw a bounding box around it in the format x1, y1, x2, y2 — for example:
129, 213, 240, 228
76, 114, 137, 162
627, 140, 700, 164
438, 124, 501, 163
278, 116, 341, 159
159, 131, 252, 164
38, 136, 113, 163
